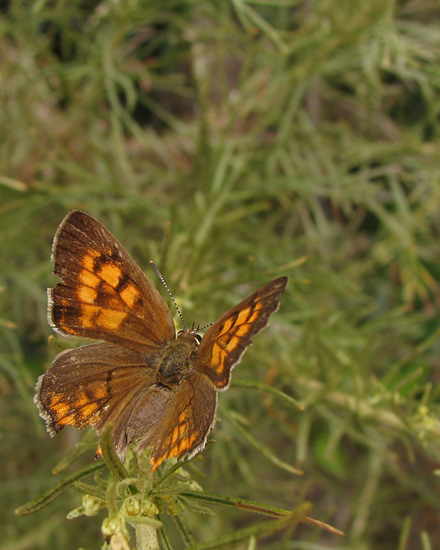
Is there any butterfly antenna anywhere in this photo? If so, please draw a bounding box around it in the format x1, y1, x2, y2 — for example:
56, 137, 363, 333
150, 261, 187, 330
198, 321, 214, 331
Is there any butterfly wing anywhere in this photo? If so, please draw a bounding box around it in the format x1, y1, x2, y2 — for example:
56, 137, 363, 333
49, 210, 175, 353
194, 277, 288, 389
34, 343, 158, 454
123, 371, 218, 470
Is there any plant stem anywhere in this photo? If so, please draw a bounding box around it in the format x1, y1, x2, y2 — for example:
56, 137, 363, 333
135, 524, 160, 550
135, 451, 158, 550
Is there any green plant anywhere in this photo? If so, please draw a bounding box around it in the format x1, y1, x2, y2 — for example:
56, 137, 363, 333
2, 0, 440, 548
16, 423, 342, 549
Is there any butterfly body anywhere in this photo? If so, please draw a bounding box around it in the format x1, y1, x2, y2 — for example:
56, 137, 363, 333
35, 211, 287, 470
156, 330, 200, 386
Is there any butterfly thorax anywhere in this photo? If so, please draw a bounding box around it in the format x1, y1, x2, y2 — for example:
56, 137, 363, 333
156, 330, 200, 387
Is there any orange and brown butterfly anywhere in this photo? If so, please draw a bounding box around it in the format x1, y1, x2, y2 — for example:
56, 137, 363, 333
34, 211, 288, 470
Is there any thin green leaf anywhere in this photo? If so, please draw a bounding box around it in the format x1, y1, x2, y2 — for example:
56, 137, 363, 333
186, 503, 312, 550
15, 462, 106, 516
232, 379, 304, 410
223, 409, 304, 475
182, 491, 287, 518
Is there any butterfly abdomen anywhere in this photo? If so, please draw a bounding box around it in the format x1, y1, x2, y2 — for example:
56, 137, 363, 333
156, 331, 200, 386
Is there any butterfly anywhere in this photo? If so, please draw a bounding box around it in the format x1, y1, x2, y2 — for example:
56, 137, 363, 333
34, 211, 288, 470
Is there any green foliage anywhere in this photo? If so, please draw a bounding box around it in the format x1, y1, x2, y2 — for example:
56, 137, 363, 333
15, 424, 318, 549
2, 0, 440, 548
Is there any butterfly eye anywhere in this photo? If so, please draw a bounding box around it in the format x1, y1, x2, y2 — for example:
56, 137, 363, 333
194, 334, 202, 343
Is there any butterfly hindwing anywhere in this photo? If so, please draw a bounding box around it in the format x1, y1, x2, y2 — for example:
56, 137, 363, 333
124, 371, 218, 470
194, 277, 288, 389
49, 211, 175, 353
34, 343, 156, 446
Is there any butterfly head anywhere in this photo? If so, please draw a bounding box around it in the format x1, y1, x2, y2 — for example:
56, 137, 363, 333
176, 328, 202, 346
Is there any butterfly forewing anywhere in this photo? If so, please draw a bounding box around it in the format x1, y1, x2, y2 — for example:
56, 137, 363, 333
194, 277, 288, 389
49, 211, 175, 353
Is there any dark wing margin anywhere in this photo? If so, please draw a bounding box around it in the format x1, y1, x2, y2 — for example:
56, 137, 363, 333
194, 277, 288, 390
48, 210, 175, 353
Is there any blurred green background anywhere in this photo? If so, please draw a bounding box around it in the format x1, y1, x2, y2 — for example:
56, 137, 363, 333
2, 0, 440, 548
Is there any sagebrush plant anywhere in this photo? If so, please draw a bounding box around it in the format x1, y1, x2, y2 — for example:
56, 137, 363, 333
2, 0, 440, 548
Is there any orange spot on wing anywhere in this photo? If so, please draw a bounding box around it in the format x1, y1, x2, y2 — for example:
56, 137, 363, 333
211, 342, 224, 365
219, 317, 234, 336
170, 426, 180, 446
74, 393, 88, 407
79, 269, 101, 288
177, 432, 198, 455
91, 384, 108, 401
49, 390, 100, 429
58, 413, 78, 427
51, 399, 70, 417
226, 336, 240, 350
98, 264, 122, 288
247, 301, 264, 323
79, 402, 99, 419
236, 306, 251, 324
80, 304, 127, 330
233, 325, 251, 338
119, 284, 140, 308
78, 285, 98, 304
214, 360, 227, 375
97, 309, 127, 330
81, 304, 101, 328
81, 250, 101, 271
